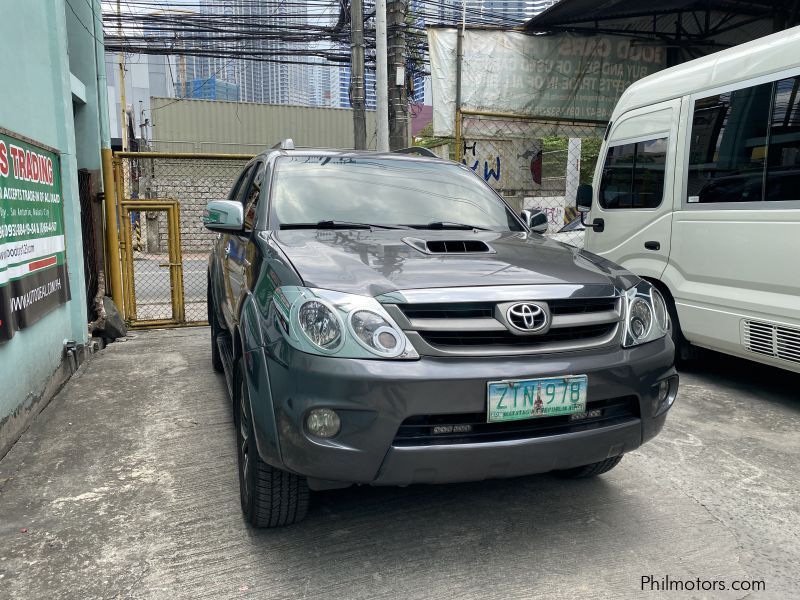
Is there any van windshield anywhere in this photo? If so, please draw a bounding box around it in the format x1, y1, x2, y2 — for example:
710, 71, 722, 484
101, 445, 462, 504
270, 155, 524, 231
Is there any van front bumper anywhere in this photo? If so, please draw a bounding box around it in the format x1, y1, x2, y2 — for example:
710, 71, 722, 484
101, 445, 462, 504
250, 337, 677, 488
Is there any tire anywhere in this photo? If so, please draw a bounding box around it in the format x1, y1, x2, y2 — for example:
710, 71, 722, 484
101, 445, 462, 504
208, 283, 224, 373
556, 455, 623, 479
660, 287, 699, 364
235, 365, 310, 527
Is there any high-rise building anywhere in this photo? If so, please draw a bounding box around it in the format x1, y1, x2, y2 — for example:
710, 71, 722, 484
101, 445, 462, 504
336, 66, 377, 110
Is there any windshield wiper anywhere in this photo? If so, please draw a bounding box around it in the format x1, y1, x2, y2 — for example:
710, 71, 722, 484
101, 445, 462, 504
408, 221, 490, 231
280, 220, 409, 230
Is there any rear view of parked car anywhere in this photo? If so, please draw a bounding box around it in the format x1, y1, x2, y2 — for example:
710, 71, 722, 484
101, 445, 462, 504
204, 142, 678, 527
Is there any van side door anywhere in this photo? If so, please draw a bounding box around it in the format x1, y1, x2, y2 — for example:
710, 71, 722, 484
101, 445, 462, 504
665, 75, 800, 362
584, 98, 682, 280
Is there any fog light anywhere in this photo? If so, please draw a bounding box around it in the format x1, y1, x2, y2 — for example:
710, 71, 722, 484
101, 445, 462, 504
658, 379, 670, 403
652, 377, 677, 416
306, 408, 341, 438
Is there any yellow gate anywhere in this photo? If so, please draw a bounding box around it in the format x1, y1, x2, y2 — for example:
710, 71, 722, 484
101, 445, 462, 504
120, 200, 185, 327
112, 152, 252, 327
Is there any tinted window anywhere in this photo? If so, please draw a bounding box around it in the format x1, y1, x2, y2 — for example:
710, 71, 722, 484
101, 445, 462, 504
766, 76, 800, 201
599, 138, 667, 209
229, 164, 253, 202
271, 156, 523, 231
688, 83, 772, 203
242, 163, 263, 229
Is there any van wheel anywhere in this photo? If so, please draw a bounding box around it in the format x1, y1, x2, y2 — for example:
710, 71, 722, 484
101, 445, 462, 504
235, 365, 310, 528
208, 284, 223, 373
556, 455, 623, 478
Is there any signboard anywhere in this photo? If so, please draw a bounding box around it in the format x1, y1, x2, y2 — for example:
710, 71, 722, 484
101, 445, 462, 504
0, 129, 70, 342
428, 29, 667, 136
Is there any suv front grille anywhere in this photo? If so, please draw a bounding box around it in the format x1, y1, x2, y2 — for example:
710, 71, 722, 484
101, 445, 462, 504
387, 295, 622, 356
419, 323, 616, 347
393, 396, 640, 446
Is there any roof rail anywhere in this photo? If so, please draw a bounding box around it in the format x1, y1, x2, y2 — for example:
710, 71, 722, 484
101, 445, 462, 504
272, 138, 295, 150
393, 146, 438, 158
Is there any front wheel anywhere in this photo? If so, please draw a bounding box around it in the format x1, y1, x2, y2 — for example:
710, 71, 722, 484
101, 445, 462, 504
556, 455, 623, 478
235, 366, 310, 527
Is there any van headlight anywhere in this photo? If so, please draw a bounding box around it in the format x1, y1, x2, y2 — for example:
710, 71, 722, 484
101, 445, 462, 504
622, 282, 670, 347
272, 286, 418, 360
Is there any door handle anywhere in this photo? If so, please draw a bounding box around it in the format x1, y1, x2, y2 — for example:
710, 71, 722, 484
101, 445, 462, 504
644, 241, 661, 251
591, 218, 604, 233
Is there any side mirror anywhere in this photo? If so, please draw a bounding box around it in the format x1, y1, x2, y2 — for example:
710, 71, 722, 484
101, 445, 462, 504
521, 209, 548, 233
576, 184, 593, 212
529, 211, 548, 234
203, 200, 244, 232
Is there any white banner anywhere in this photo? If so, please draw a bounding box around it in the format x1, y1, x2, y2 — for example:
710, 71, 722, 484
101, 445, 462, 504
428, 29, 667, 136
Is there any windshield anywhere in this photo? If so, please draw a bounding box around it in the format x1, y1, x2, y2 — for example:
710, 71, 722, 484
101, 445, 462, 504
270, 156, 524, 231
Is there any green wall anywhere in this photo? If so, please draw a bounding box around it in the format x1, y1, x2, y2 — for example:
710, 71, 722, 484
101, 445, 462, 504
0, 0, 105, 449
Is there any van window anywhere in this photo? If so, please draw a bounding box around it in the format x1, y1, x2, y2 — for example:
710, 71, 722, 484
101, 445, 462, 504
599, 138, 667, 209
766, 76, 800, 201
688, 78, 800, 204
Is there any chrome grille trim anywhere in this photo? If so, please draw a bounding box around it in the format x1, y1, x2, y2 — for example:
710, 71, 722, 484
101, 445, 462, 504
385, 292, 623, 357
405, 325, 620, 357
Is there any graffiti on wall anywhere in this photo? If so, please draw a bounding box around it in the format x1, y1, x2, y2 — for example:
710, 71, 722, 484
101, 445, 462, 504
461, 141, 501, 183
461, 139, 543, 192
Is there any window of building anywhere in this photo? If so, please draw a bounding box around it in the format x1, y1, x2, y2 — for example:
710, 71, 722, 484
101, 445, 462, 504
599, 138, 667, 209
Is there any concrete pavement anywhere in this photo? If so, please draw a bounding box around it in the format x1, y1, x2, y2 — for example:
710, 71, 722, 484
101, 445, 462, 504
0, 328, 797, 599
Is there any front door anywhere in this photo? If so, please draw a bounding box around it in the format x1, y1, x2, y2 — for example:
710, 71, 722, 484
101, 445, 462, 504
584, 98, 682, 280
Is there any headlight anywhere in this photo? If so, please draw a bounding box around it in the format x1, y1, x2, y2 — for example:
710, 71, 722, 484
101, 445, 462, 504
272, 286, 418, 360
297, 299, 343, 352
622, 282, 670, 347
349, 310, 404, 357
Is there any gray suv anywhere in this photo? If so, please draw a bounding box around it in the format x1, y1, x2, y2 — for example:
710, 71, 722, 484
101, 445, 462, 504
204, 144, 678, 527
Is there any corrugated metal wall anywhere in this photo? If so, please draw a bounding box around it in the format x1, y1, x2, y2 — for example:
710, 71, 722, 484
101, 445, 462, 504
149, 97, 378, 153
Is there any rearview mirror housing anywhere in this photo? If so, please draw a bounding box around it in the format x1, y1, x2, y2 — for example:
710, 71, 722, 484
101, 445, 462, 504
521, 209, 548, 234
529, 211, 548, 234
576, 184, 593, 212
203, 200, 244, 233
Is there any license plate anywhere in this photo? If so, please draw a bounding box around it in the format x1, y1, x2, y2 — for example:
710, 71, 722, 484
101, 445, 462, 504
487, 375, 588, 423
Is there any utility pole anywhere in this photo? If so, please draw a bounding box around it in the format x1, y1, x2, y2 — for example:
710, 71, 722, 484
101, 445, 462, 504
350, 0, 367, 150
375, 0, 390, 151
387, 0, 408, 150
454, 0, 467, 161
117, 0, 127, 151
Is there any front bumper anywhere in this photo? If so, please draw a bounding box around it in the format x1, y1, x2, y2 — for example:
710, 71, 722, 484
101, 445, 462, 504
251, 337, 676, 487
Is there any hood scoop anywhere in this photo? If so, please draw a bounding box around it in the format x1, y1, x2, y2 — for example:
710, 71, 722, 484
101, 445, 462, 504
403, 237, 495, 255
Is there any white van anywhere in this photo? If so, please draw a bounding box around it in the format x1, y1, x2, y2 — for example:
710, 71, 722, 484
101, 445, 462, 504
579, 26, 800, 373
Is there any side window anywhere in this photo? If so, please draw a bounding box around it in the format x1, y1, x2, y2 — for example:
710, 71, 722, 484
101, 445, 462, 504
766, 76, 800, 201
687, 83, 772, 203
599, 137, 667, 209
242, 162, 264, 230
229, 164, 253, 202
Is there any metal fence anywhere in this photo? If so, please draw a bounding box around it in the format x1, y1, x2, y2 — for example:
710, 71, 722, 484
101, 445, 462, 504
115, 152, 251, 326
459, 112, 606, 247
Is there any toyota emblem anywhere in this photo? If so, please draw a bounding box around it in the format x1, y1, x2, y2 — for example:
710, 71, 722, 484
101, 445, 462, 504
506, 302, 548, 333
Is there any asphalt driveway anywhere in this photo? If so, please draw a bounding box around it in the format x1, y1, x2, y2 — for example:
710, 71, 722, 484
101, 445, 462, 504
0, 328, 797, 599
